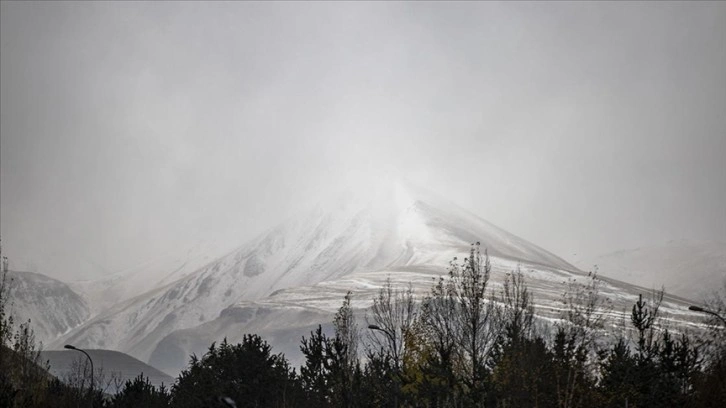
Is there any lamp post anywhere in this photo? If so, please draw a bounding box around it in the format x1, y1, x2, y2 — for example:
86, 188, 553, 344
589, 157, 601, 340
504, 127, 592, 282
64, 345, 94, 397
688, 305, 726, 326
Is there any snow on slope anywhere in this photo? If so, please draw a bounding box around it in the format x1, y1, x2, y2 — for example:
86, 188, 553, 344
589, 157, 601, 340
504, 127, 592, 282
52, 180, 577, 364
579, 239, 726, 301
150, 258, 704, 375
69, 240, 238, 315
7, 271, 90, 345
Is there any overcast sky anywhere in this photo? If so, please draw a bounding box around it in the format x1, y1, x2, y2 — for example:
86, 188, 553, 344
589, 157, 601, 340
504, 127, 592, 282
1, 2, 725, 281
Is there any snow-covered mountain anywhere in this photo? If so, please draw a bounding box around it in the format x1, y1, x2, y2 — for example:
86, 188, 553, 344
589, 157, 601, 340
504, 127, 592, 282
7, 271, 90, 345
579, 240, 726, 301
50, 181, 706, 374
50, 181, 575, 362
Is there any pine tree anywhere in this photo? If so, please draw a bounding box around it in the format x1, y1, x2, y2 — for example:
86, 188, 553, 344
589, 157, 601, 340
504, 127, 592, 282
300, 325, 330, 406
111, 374, 170, 408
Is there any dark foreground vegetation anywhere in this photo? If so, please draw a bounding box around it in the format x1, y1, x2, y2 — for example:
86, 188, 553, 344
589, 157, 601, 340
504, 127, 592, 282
1, 243, 724, 407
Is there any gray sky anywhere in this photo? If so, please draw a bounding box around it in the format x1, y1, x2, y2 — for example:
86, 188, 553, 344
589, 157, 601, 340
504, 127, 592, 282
1, 1, 725, 281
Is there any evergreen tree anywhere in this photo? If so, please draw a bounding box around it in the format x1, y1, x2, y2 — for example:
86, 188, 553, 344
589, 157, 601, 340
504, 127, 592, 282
300, 325, 331, 406
111, 374, 170, 408
171, 335, 303, 408
598, 338, 640, 408
331, 291, 359, 408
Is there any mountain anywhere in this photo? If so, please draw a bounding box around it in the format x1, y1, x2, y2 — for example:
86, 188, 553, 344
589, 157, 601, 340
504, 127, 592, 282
6, 271, 90, 345
53, 181, 703, 375
51, 181, 576, 365
579, 240, 726, 301
41, 349, 174, 393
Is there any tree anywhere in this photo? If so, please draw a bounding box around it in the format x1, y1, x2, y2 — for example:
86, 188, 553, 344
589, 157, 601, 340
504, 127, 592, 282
300, 325, 331, 406
598, 337, 640, 408
359, 349, 397, 408
366, 279, 417, 373
0, 238, 55, 408
554, 270, 611, 408
500, 266, 535, 343
9, 319, 49, 407
418, 275, 461, 406
299, 292, 361, 407
491, 267, 557, 407
630, 290, 663, 359
111, 374, 170, 408
330, 291, 360, 407
171, 335, 303, 408
492, 334, 558, 408
692, 279, 726, 407
449, 243, 501, 402
1, 238, 14, 365
366, 279, 417, 407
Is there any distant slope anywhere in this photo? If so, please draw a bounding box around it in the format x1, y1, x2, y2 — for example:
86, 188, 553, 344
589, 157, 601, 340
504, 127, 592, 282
7, 271, 89, 345
41, 349, 174, 392
580, 240, 726, 301
69, 240, 238, 315
52, 181, 578, 365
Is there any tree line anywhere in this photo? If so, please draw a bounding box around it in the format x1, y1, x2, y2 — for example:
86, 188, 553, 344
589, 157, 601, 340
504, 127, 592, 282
1, 242, 724, 407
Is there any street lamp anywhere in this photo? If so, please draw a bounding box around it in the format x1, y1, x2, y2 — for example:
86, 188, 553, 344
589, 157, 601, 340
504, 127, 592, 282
688, 305, 726, 326
64, 344, 94, 396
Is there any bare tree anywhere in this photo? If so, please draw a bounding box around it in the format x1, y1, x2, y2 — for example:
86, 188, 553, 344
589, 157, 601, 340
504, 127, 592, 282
420, 243, 502, 402
500, 265, 535, 341
0, 238, 14, 361
555, 269, 612, 408
699, 279, 726, 361
366, 279, 417, 372
420, 275, 459, 374
451, 244, 501, 394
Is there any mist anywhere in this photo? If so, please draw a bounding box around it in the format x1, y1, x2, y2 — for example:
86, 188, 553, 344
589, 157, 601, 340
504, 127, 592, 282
1, 1, 725, 281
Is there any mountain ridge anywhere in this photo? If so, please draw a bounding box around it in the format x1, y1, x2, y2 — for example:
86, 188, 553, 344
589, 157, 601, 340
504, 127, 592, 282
578, 239, 726, 301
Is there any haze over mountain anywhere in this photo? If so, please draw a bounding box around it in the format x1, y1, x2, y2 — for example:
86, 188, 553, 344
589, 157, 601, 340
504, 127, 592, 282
580, 240, 726, 301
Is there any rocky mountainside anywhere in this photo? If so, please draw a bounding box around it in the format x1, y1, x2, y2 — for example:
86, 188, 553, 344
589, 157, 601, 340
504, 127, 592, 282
7, 271, 90, 345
